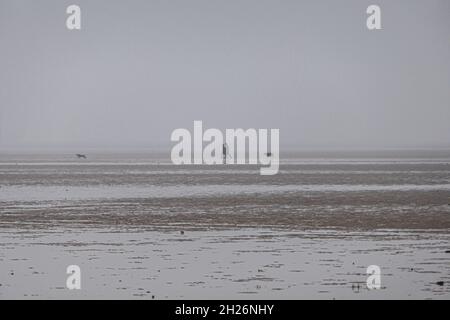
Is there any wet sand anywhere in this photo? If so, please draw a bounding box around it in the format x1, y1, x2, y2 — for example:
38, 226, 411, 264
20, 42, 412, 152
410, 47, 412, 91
1, 151, 449, 299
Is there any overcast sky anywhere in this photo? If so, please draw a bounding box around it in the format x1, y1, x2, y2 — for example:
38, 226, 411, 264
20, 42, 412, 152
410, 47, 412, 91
0, 0, 449, 150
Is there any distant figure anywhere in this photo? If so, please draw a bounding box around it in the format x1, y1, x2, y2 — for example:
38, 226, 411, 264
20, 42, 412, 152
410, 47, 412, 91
76, 154, 87, 159
222, 143, 230, 164
266, 152, 272, 157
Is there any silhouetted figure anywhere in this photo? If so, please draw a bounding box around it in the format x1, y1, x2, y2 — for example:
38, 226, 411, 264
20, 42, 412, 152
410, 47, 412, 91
222, 143, 229, 164
76, 154, 87, 159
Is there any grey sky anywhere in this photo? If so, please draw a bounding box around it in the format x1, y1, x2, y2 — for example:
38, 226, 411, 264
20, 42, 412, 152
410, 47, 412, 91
0, 0, 449, 150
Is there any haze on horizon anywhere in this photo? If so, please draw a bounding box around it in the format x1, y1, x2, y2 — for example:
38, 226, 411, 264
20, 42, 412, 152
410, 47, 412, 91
0, 0, 449, 151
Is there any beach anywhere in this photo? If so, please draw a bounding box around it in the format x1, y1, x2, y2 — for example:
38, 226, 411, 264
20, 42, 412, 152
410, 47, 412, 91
0, 150, 449, 299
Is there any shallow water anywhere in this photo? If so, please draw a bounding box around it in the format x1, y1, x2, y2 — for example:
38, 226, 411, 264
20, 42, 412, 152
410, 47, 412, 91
0, 228, 449, 299
1, 151, 449, 299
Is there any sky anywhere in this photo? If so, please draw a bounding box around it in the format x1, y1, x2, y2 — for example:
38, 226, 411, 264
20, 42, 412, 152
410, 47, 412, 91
0, 0, 449, 151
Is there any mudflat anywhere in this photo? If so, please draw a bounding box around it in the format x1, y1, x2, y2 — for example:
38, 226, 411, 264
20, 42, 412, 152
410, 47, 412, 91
0, 151, 449, 299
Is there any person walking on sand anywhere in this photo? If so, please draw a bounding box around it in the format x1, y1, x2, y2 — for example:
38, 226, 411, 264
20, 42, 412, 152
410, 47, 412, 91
222, 143, 230, 164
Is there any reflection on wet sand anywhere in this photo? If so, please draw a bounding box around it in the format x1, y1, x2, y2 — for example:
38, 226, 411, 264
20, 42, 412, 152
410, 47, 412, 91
0, 229, 449, 299
0, 152, 449, 299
